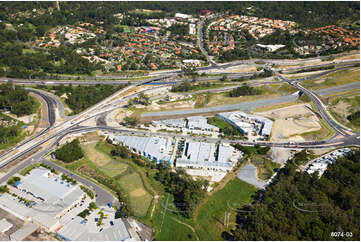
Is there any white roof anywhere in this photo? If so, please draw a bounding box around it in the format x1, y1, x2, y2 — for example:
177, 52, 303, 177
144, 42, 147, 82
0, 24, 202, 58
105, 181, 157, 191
0, 193, 58, 229
175, 13, 192, 19
0, 218, 13, 233
187, 116, 218, 130
217, 111, 273, 136
57, 216, 130, 241
256, 44, 285, 52
177, 142, 239, 170
113, 136, 172, 162
18, 167, 78, 203
10, 222, 38, 241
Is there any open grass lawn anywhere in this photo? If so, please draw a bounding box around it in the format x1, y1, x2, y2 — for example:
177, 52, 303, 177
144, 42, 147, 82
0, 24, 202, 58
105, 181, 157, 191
302, 67, 360, 90
152, 194, 198, 241
117, 172, 153, 218
194, 178, 257, 241
277, 83, 299, 94
206, 90, 280, 107
80, 141, 154, 218
328, 95, 360, 132
100, 160, 129, 177
81, 142, 112, 166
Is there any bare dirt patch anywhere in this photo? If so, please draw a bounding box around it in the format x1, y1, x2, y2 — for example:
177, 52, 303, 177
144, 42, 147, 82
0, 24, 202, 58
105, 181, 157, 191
256, 103, 321, 141
332, 100, 350, 118
81, 131, 102, 143
148, 100, 195, 111
130, 188, 147, 197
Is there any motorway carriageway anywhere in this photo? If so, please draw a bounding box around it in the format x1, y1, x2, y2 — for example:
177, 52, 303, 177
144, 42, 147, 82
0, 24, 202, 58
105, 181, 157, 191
141, 81, 360, 117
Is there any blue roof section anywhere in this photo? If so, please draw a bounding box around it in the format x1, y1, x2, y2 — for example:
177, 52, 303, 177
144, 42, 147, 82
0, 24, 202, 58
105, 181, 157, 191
14, 181, 21, 187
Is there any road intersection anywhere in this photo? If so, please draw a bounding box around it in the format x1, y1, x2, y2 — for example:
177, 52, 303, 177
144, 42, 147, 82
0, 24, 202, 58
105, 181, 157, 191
0, 53, 359, 207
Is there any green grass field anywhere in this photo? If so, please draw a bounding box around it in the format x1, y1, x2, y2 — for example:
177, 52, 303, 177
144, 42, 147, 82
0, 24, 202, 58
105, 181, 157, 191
80, 141, 153, 218
302, 67, 360, 90
100, 160, 129, 177
328, 95, 360, 132
152, 194, 199, 241
194, 178, 257, 240
277, 83, 299, 94
117, 172, 153, 217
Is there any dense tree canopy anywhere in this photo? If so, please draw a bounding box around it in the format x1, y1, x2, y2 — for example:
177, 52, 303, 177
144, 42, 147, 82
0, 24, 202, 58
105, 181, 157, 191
155, 165, 209, 218
227, 150, 360, 241
0, 83, 38, 116
54, 139, 84, 163
40, 84, 127, 114
229, 83, 261, 97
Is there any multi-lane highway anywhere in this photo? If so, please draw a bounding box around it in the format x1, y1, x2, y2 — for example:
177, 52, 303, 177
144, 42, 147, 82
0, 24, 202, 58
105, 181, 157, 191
0, 52, 359, 208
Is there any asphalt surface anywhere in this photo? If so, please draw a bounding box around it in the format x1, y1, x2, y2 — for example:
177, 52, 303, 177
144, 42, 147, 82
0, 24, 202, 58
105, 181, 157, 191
0, 129, 117, 207
316, 82, 360, 96
142, 94, 298, 117
28, 88, 70, 120
0, 54, 359, 210
237, 164, 266, 189
74, 125, 360, 149
28, 89, 57, 126
275, 69, 354, 137
0, 89, 58, 162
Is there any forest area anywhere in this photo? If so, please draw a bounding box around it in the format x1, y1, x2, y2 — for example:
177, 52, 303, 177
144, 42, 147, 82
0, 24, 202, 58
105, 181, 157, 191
225, 149, 360, 241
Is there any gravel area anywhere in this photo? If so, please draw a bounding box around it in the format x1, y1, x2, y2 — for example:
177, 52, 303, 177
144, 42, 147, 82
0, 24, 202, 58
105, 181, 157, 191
237, 164, 266, 189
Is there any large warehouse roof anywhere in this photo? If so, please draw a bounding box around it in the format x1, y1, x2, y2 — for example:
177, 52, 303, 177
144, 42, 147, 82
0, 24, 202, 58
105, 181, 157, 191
187, 116, 218, 131
18, 167, 77, 203
217, 111, 273, 136
57, 216, 130, 241
113, 135, 172, 162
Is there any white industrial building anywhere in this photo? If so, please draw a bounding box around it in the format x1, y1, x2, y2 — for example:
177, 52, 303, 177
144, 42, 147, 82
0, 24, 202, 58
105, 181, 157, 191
0, 166, 132, 241
176, 142, 242, 172
110, 135, 173, 164
182, 59, 201, 66
0, 218, 13, 233
152, 118, 185, 129
152, 116, 219, 132
217, 111, 273, 138
187, 116, 219, 132
56, 215, 130, 241
0, 167, 86, 232
306, 148, 351, 177
256, 44, 285, 52
175, 13, 192, 19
